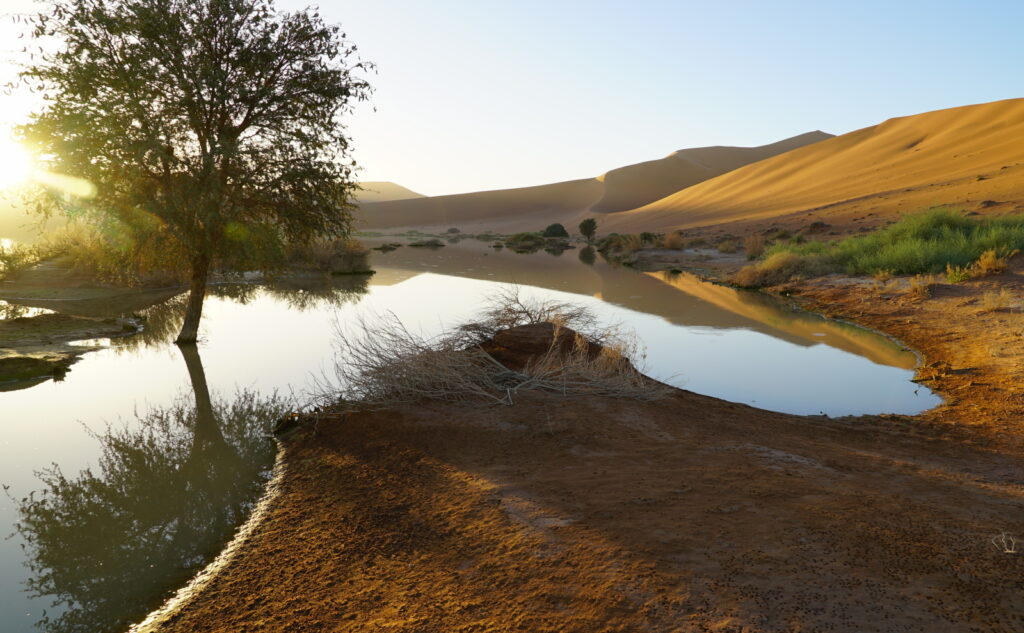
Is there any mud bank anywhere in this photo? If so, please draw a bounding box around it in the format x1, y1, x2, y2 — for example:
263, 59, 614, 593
137, 286, 1024, 632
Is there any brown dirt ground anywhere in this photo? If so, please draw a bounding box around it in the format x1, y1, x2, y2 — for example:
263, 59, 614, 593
141, 265, 1024, 633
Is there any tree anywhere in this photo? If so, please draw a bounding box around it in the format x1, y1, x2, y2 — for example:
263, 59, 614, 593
542, 223, 569, 238
21, 0, 372, 343
579, 218, 597, 243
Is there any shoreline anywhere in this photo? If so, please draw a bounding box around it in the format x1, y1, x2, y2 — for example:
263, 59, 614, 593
134, 264, 1024, 632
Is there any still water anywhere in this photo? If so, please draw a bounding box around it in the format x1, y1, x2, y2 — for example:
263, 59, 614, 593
0, 241, 939, 632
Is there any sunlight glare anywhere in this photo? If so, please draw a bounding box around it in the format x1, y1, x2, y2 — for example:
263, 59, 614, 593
0, 135, 35, 191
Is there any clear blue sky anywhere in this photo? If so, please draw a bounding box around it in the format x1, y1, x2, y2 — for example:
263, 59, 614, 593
299, 0, 1022, 195
4, 0, 1022, 196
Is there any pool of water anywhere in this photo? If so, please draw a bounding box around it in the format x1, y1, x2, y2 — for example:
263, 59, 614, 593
0, 241, 939, 632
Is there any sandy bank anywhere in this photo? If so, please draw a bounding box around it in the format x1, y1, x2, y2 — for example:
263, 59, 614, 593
139, 287, 1024, 632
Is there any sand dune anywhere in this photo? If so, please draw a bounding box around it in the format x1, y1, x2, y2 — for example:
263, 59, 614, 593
592, 131, 832, 214
604, 98, 1024, 233
356, 178, 605, 233
355, 181, 425, 203
357, 133, 830, 232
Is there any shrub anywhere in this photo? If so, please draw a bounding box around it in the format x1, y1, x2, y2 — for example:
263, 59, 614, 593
974, 248, 1018, 276
981, 288, 1014, 311
945, 263, 971, 283
292, 238, 372, 274
598, 233, 644, 259
505, 232, 547, 252
731, 252, 831, 287
743, 234, 767, 259
447, 227, 460, 234
542, 223, 569, 238
716, 239, 738, 254
657, 231, 684, 250
907, 274, 937, 300
320, 289, 668, 408
0, 241, 38, 280
408, 238, 446, 248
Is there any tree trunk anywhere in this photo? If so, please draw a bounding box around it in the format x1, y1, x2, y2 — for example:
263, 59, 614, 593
175, 254, 211, 345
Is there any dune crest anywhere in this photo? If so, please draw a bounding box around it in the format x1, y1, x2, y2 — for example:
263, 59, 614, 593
357, 132, 831, 232
606, 98, 1024, 232
355, 181, 425, 203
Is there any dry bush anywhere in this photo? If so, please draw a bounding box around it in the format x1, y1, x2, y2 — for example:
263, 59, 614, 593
317, 290, 668, 409
907, 274, 937, 299
945, 263, 971, 283
290, 238, 371, 273
873, 269, 893, 282
657, 231, 685, 250
973, 248, 1018, 277
731, 252, 829, 287
716, 239, 738, 254
743, 234, 767, 259
981, 288, 1014, 311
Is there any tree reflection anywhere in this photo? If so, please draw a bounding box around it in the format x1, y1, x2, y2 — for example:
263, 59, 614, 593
15, 344, 290, 633
578, 246, 596, 266
115, 275, 370, 349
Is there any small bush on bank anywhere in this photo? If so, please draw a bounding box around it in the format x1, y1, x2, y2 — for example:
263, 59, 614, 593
731, 251, 832, 287
291, 238, 372, 274
657, 231, 685, 250
981, 288, 1014, 311
716, 239, 738, 254
0, 241, 38, 280
505, 232, 547, 252
743, 234, 767, 259
408, 238, 445, 249
542, 223, 569, 238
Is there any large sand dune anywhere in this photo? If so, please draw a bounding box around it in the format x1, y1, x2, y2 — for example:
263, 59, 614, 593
592, 131, 832, 214
357, 132, 831, 232
355, 181, 425, 203
604, 98, 1024, 233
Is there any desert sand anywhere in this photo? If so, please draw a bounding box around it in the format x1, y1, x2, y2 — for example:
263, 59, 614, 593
603, 98, 1024, 234
356, 133, 831, 233
355, 181, 425, 203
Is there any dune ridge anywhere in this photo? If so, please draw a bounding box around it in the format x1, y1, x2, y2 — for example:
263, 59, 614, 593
604, 98, 1024, 232
355, 181, 425, 203
356, 132, 832, 232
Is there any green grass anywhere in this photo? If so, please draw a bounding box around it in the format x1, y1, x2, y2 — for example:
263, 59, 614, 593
764, 208, 1024, 275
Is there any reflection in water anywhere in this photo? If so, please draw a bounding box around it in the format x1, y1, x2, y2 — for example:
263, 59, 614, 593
113, 275, 371, 350
14, 344, 288, 633
578, 246, 596, 266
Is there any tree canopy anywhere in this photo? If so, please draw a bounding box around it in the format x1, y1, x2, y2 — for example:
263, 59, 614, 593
21, 0, 372, 341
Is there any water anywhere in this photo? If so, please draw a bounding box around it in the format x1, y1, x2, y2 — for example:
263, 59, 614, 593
0, 241, 939, 632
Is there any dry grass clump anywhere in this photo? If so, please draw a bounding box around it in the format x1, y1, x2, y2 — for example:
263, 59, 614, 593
319, 289, 668, 409
657, 231, 685, 250
973, 248, 1019, 277
981, 288, 1015, 311
907, 274, 938, 300
291, 238, 372, 274
945, 263, 971, 283
716, 239, 738, 254
743, 234, 767, 259
731, 252, 830, 288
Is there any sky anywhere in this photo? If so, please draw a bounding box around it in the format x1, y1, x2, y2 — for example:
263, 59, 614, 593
2, 0, 1023, 196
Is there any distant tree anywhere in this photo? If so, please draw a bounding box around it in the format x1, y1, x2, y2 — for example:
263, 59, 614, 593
579, 218, 597, 243
542, 223, 569, 238
21, 0, 372, 343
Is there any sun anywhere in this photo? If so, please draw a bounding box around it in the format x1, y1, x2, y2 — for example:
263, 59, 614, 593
0, 135, 36, 191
